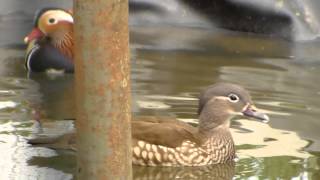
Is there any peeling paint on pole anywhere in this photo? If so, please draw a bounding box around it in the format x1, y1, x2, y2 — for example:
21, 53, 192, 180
73, 0, 131, 179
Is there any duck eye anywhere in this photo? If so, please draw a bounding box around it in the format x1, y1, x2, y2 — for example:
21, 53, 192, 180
48, 18, 56, 24
228, 94, 239, 103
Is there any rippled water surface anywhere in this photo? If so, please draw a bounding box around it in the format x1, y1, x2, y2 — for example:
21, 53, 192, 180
0, 3, 320, 180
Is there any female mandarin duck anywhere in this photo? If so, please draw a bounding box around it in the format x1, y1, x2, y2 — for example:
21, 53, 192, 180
29, 83, 269, 166
24, 8, 74, 73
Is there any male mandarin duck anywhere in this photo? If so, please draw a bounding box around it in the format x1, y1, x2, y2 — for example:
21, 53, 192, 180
29, 83, 269, 166
24, 8, 74, 73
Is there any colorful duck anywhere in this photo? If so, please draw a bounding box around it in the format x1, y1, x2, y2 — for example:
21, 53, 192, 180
24, 8, 74, 73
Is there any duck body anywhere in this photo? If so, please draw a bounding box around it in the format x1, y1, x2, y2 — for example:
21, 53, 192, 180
25, 39, 74, 72
24, 8, 74, 73
132, 118, 235, 166
29, 83, 269, 166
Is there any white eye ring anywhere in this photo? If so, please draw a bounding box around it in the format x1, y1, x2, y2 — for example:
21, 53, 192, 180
48, 18, 57, 24
228, 93, 239, 103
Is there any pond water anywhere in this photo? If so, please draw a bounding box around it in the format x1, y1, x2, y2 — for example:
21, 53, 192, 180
0, 4, 320, 180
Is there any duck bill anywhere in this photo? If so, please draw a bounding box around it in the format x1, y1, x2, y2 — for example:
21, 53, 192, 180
24, 28, 44, 44
242, 105, 269, 123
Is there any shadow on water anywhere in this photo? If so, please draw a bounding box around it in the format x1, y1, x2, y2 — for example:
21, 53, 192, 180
0, 0, 320, 180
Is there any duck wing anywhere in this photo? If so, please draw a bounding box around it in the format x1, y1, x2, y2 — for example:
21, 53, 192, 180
132, 116, 201, 148
28, 116, 201, 150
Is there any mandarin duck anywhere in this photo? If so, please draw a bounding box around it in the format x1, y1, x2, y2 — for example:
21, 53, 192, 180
29, 83, 269, 166
24, 8, 74, 73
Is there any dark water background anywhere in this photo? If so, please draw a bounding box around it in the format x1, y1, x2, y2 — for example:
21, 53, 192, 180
0, 0, 319, 179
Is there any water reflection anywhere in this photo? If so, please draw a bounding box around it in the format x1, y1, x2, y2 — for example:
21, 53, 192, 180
0, 120, 73, 180
27, 73, 75, 120
134, 163, 235, 180
0, 4, 320, 179
236, 156, 320, 179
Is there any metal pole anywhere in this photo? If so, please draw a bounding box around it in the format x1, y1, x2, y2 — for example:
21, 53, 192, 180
73, 0, 131, 179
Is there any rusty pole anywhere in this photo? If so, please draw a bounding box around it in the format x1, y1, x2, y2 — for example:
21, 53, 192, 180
73, 0, 131, 179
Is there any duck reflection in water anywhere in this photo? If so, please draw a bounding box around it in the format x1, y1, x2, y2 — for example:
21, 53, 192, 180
133, 162, 235, 180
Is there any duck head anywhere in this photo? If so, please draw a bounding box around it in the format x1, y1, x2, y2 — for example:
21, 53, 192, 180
24, 8, 73, 44
24, 8, 74, 60
198, 83, 269, 133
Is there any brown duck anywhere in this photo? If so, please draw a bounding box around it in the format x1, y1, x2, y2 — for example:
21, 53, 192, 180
29, 83, 269, 166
